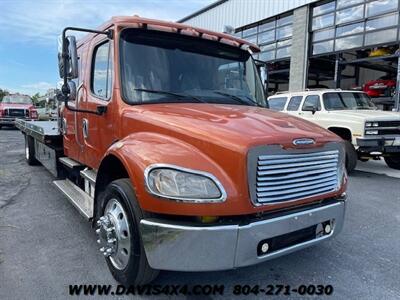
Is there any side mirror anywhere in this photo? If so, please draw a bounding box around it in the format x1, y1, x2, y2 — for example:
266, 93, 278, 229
67, 81, 77, 101
56, 80, 76, 102
58, 35, 78, 79
303, 105, 317, 114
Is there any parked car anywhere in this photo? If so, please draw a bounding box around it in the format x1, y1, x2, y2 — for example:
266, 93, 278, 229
0, 94, 38, 128
268, 89, 400, 171
363, 76, 396, 98
16, 17, 348, 285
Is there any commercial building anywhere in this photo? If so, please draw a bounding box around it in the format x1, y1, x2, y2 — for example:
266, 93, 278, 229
179, 0, 400, 110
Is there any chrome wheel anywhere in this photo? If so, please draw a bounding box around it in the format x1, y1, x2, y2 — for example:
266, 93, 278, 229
96, 198, 131, 270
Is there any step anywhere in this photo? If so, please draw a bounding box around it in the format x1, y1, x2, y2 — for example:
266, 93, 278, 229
54, 179, 94, 220
59, 157, 83, 169
80, 168, 97, 184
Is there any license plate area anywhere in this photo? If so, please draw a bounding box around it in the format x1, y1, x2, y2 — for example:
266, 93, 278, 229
257, 220, 332, 256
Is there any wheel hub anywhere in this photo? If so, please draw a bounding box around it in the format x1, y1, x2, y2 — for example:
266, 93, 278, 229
96, 215, 117, 257
96, 198, 131, 270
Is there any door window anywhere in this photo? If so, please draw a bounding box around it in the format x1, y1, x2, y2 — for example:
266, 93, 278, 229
302, 95, 321, 111
287, 96, 303, 111
91, 42, 113, 99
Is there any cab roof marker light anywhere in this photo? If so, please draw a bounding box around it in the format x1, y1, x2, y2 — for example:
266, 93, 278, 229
201, 33, 218, 41
220, 38, 240, 47
146, 24, 177, 33
181, 28, 200, 37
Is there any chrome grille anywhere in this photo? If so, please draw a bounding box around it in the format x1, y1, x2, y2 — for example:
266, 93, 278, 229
5, 108, 26, 117
255, 150, 339, 204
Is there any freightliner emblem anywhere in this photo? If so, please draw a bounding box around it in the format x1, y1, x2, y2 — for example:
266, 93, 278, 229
293, 138, 315, 146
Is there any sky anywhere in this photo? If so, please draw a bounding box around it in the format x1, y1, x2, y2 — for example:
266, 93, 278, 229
0, 0, 214, 95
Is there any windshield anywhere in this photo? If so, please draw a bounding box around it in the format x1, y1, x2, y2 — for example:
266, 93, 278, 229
120, 29, 266, 107
1, 95, 32, 104
323, 92, 376, 110
268, 97, 287, 111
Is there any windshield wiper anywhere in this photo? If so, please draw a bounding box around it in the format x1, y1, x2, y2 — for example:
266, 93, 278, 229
212, 91, 263, 107
134, 88, 206, 103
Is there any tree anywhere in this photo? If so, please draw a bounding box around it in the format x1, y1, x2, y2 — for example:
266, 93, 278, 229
31, 93, 41, 106
0, 88, 10, 101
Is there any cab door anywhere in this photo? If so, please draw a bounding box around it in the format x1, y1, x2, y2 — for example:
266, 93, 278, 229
79, 36, 115, 169
62, 46, 85, 161
298, 95, 321, 122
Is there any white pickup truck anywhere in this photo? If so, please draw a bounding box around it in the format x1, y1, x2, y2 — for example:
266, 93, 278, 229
268, 89, 400, 172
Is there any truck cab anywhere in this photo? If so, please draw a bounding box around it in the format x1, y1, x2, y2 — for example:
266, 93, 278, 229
268, 89, 400, 172
0, 94, 38, 128
17, 17, 347, 285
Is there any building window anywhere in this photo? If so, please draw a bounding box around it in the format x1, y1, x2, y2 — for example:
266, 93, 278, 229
366, 0, 398, 18
336, 22, 364, 37
335, 34, 363, 50
91, 42, 112, 99
258, 30, 275, 44
237, 12, 293, 63
337, 0, 363, 9
312, 13, 335, 30
277, 25, 292, 39
365, 28, 398, 45
311, 0, 400, 56
365, 13, 399, 31
242, 26, 257, 37
276, 46, 291, 59
259, 51, 275, 61
277, 15, 293, 27
277, 39, 291, 48
259, 21, 275, 32
313, 40, 334, 55
313, 28, 335, 42
313, 1, 335, 16
336, 4, 364, 25
244, 35, 257, 44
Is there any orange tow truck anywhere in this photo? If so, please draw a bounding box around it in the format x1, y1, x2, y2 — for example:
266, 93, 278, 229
16, 17, 347, 285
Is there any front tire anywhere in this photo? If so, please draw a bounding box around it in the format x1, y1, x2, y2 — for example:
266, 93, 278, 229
344, 141, 357, 173
384, 156, 400, 170
96, 179, 159, 285
25, 135, 39, 165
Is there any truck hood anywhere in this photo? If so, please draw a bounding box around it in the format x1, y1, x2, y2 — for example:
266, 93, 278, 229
123, 103, 340, 153
327, 109, 400, 122
0, 103, 34, 109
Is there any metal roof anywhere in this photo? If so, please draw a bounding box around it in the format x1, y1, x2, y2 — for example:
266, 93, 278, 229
178, 0, 320, 31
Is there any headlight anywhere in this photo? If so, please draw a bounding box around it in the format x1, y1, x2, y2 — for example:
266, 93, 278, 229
144, 164, 226, 202
365, 122, 379, 127
365, 130, 378, 135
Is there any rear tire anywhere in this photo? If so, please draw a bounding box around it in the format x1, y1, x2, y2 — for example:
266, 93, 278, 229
384, 156, 400, 170
25, 135, 39, 165
96, 179, 159, 285
344, 141, 357, 173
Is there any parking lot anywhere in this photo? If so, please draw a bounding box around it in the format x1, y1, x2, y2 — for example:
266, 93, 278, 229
0, 128, 399, 299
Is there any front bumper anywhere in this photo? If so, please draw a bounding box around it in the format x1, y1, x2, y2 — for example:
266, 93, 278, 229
0, 117, 34, 125
357, 136, 400, 154
140, 199, 346, 271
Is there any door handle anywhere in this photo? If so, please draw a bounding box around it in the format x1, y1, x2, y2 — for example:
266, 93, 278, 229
82, 118, 89, 139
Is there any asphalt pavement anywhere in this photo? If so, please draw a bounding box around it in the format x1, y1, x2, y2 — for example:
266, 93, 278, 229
0, 128, 399, 299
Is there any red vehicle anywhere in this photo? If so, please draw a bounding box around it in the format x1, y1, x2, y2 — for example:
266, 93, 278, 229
363, 76, 396, 98
0, 94, 38, 128
16, 17, 347, 285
